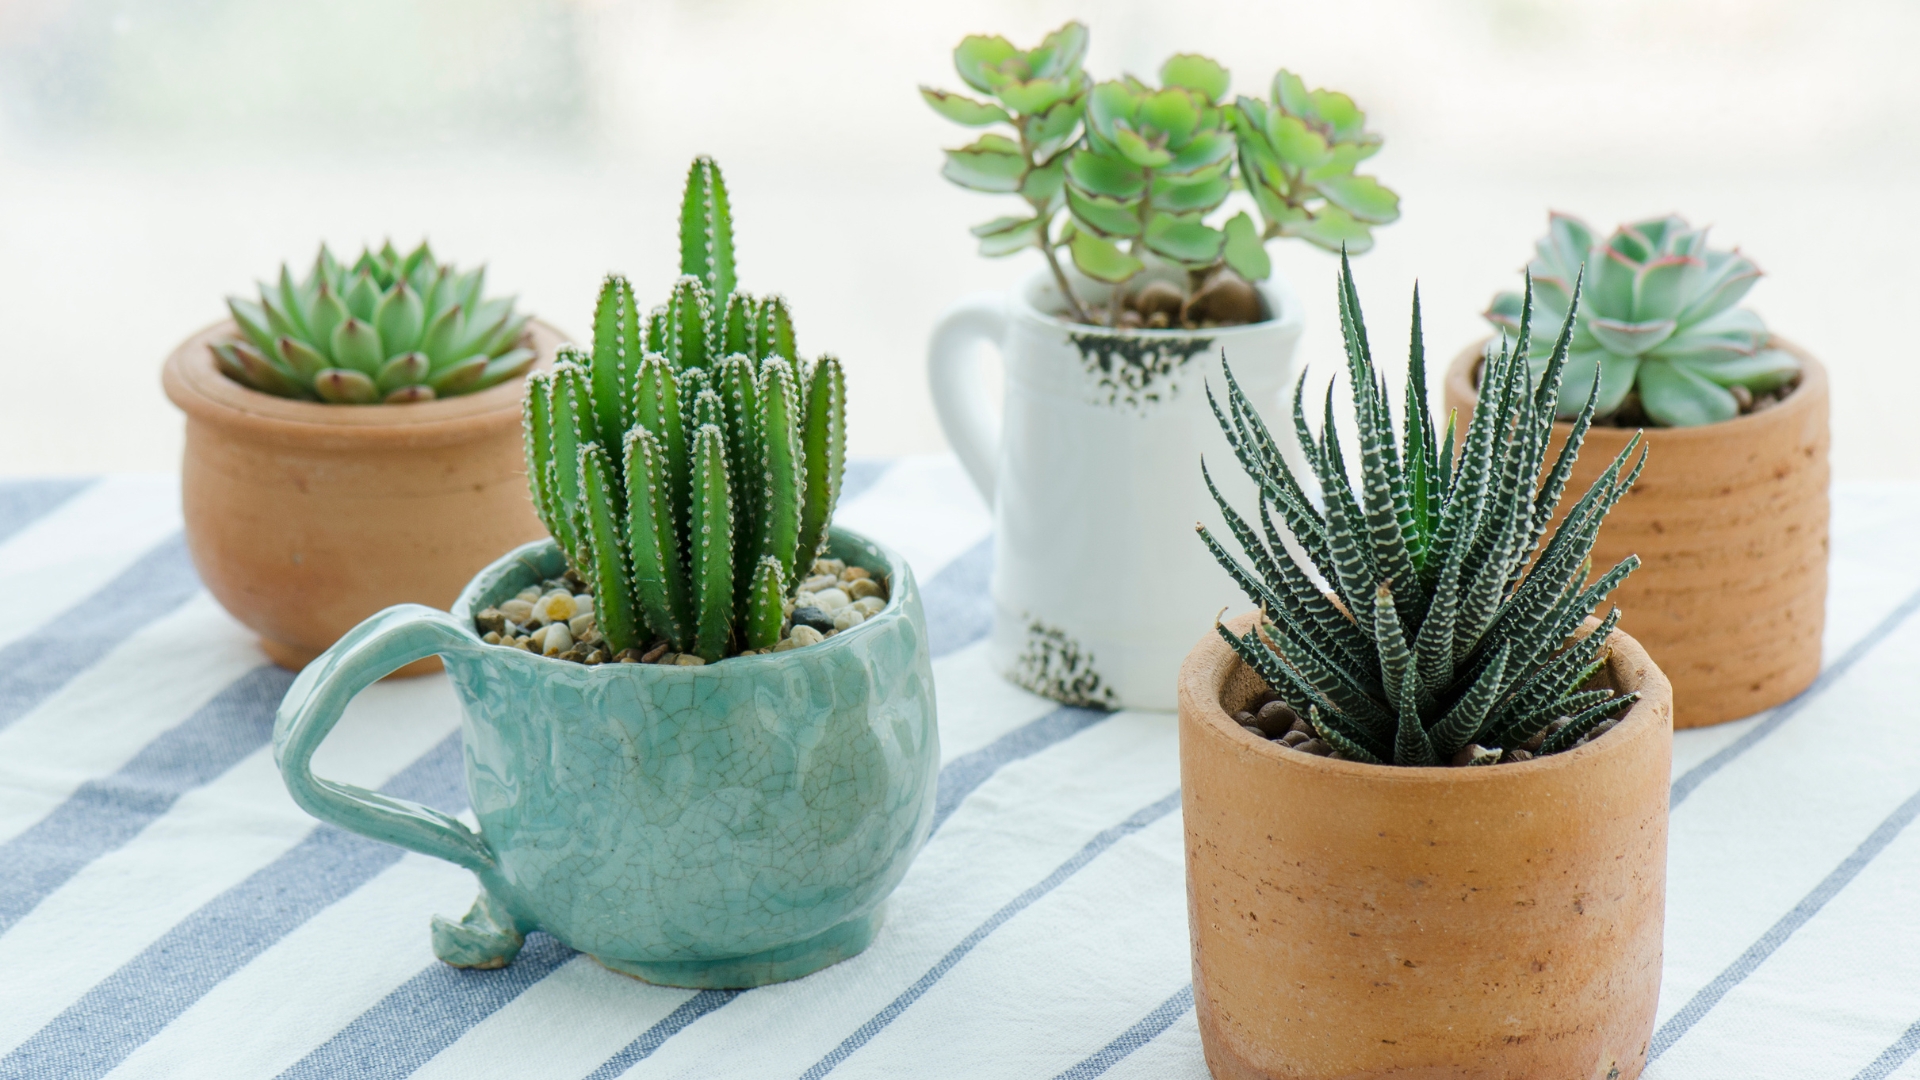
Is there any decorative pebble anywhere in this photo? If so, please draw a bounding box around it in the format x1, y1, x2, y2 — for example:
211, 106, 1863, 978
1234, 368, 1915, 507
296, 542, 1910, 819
572, 593, 593, 614
475, 608, 508, 635
1234, 710, 1255, 724
790, 605, 834, 633
800, 573, 839, 593
1504, 748, 1535, 763
500, 599, 535, 624
789, 625, 825, 648
1240, 723, 1264, 737
812, 558, 846, 576
811, 587, 851, 612
481, 630, 502, 645
846, 578, 883, 601
1253, 700, 1300, 736
1281, 731, 1311, 748
673, 654, 706, 666
514, 586, 541, 603
1451, 744, 1502, 767
840, 566, 871, 582
541, 622, 573, 657
832, 607, 865, 631
616, 649, 644, 663
569, 612, 596, 638
534, 591, 576, 624
852, 596, 885, 617
1288, 717, 1315, 737
771, 637, 800, 653
640, 642, 670, 664
1295, 738, 1332, 756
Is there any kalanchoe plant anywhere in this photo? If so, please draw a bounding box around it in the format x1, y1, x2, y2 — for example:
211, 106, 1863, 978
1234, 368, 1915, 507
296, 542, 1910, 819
1486, 212, 1800, 428
523, 157, 847, 662
1200, 255, 1645, 766
217, 242, 535, 403
926, 22, 1399, 327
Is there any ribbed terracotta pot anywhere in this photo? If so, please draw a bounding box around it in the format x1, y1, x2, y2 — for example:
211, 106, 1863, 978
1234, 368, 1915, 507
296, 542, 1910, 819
162, 320, 561, 675
1443, 342, 1828, 727
1179, 612, 1673, 1080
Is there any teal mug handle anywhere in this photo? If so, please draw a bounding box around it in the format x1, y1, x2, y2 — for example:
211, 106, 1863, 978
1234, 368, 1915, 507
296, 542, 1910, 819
273, 604, 494, 875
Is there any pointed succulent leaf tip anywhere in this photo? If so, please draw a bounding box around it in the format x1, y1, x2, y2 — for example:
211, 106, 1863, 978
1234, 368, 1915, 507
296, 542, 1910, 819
679, 157, 736, 302
1200, 266, 1640, 766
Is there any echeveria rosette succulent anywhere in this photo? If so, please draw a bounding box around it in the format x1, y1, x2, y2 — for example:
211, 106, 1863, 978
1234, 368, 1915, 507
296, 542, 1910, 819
1063, 56, 1272, 299
1199, 255, 1644, 766
524, 157, 847, 662
1486, 213, 1800, 427
923, 22, 1093, 321
217, 242, 535, 404
1230, 70, 1400, 255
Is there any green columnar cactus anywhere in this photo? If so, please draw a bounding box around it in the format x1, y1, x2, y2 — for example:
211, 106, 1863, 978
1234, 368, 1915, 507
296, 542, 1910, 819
1486, 212, 1800, 428
1200, 255, 1644, 766
1230, 70, 1401, 255
926, 23, 1400, 326
522, 157, 847, 662
216, 241, 535, 403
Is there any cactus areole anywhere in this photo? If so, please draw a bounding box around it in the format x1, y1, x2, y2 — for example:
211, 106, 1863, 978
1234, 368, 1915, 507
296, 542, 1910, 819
524, 157, 849, 663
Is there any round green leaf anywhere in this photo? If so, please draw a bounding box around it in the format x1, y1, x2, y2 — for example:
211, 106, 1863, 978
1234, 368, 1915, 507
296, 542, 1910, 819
1315, 173, 1401, 224
1638, 357, 1739, 427
1144, 212, 1224, 266
1066, 187, 1143, 238
1160, 54, 1230, 104
921, 87, 1011, 126
942, 138, 1028, 193
1222, 211, 1271, 281
1065, 147, 1144, 199
954, 35, 1019, 93
1068, 230, 1145, 285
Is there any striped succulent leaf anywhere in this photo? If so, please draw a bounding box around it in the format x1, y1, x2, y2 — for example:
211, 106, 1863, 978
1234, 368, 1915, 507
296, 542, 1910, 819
1199, 252, 1645, 766
520, 158, 848, 661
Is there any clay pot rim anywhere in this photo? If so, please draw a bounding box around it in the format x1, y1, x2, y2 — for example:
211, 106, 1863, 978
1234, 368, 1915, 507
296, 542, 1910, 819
162, 318, 565, 448
1178, 611, 1673, 786
1010, 265, 1304, 341
446, 527, 914, 679
1444, 335, 1826, 443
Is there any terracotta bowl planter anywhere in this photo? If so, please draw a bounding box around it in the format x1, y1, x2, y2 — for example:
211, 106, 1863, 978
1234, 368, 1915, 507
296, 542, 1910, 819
1443, 342, 1829, 727
1179, 613, 1673, 1080
163, 320, 562, 675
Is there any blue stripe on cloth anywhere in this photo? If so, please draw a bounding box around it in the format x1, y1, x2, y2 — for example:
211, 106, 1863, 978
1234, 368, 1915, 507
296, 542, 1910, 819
839, 460, 891, 506
1649, 781, 1920, 1061
797, 789, 1184, 1080
1671, 582, 1920, 809
0, 733, 468, 1080
1053, 984, 1195, 1080
930, 706, 1109, 835
0, 532, 202, 735
0, 479, 91, 545
1852, 1018, 1920, 1080
922, 536, 992, 659
581, 990, 744, 1080
0, 664, 292, 935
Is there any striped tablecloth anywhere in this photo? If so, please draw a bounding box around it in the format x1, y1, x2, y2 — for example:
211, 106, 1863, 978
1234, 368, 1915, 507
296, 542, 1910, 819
1, 462, 1917, 1080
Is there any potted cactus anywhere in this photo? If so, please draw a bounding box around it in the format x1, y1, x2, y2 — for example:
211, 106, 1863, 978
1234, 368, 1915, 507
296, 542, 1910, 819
1179, 259, 1674, 1078
1448, 213, 1829, 726
162, 242, 559, 673
924, 21, 1401, 710
273, 157, 938, 990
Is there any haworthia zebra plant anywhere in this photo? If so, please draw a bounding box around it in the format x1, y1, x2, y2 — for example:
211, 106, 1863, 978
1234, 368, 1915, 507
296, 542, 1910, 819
523, 157, 847, 662
1199, 255, 1647, 766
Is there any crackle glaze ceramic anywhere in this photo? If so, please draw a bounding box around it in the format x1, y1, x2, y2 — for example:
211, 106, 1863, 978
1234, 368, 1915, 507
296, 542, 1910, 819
273, 527, 939, 989
928, 265, 1304, 711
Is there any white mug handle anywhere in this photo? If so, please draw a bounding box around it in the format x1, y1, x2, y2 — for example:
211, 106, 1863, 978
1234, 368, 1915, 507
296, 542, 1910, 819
926, 292, 1008, 504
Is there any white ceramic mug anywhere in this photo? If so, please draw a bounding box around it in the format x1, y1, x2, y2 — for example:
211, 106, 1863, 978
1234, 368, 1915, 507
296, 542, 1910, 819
928, 266, 1304, 711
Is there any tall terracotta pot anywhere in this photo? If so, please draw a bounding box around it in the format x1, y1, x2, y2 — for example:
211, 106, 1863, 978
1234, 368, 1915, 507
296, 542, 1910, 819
1443, 343, 1828, 727
1179, 613, 1673, 1080
163, 320, 561, 674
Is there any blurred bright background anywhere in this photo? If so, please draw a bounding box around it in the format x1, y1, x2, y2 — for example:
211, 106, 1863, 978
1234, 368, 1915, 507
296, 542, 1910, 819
1, 0, 1915, 478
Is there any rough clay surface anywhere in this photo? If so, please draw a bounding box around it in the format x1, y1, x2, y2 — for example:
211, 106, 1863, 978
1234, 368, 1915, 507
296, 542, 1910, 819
441, 532, 939, 986
1178, 612, 1674, 1080
1444, 342, 1829, 728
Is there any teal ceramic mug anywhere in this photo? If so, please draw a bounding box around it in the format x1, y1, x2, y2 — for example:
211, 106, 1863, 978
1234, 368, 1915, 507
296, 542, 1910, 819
273, 527, 939, 989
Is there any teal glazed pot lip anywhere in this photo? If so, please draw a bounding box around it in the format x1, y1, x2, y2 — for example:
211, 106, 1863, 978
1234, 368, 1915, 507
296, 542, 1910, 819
448, 525, 913, 674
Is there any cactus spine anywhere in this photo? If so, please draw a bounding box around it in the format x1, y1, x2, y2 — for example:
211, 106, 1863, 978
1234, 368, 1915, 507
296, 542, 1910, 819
523, 157, 849, 661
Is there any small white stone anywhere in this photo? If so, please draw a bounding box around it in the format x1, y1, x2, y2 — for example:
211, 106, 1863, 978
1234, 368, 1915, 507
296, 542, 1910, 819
673, 653, 706, 666
832, 607, 865, 631
482, 631, 502, 645
789, 624, 825, 647
569, 612, 596, 637
771, 637, 800, 652
515, 586, 542, 603
812, 558, 846, 576
852, 596, 885, 617
535, 592, 576, 623
811, 588, 851, 612
500, 599, 535, 624
801, 574, 838, 593
542, 622, 573, 656
529, 625, 549, 648
846, 578, 883, 600
793, 591, 817, 609
572, 593, 594, 614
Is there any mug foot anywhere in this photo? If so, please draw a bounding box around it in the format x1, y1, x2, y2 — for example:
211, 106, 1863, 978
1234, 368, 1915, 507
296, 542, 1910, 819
432, 889, 531, 969
593, 907, 883, 989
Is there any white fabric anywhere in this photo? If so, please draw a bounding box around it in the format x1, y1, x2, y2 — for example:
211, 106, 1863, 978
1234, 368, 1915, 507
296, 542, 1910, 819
0, 466, 1912, 1080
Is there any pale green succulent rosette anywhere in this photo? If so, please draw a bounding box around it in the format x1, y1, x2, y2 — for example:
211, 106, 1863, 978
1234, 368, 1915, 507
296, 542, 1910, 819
217, 241, 535, 404
1487, 213, 1801, 427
